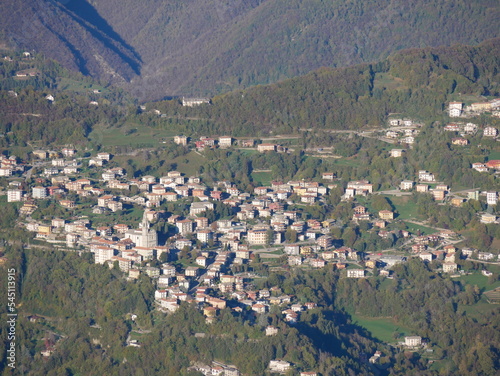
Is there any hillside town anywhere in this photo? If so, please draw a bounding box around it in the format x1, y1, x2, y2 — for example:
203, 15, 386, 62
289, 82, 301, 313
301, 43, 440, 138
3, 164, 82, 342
2, 96, 500, 372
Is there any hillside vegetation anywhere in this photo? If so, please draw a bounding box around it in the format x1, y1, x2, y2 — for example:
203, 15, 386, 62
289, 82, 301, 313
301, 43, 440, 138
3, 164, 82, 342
1, 39, 498, 150
0, 0, 140, 84
1, 0, 499, 99
150, 38, 500, 135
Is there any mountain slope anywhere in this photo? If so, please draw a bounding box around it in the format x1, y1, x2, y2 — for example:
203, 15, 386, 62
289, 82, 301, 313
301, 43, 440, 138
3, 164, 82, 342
1, 0, 499, 100
151, 38, 500, 136
0, 0, 140, 83
87, 0, 500, 99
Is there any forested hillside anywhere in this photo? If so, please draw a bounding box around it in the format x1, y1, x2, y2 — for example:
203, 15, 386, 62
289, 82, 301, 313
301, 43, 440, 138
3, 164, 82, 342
150, 38, 500, 135
0, 0, 140, 84
1, 39, 498, 149
1, 0, 499, 99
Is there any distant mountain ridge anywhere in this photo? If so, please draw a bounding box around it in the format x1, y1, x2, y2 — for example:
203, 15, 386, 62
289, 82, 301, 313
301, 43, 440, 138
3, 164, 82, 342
1, 0, 499, 99
0, 0, 140, 83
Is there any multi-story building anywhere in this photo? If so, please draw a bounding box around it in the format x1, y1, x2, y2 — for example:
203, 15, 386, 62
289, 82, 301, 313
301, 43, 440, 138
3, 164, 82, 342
486, 191, 498, 205
418, 170, 435, 182
379, 210, 394, 220
405, 336, 422, 347
247, 229, 269, 245
257, 143, 276, 152
94, 246, 115, 264
7, 189, 22, 202
219, 136, 233, 148
176, 220, 193, 235
484, 127, 498, 137
182, 97, 210, 107
196, 230, 213, 243
448, 102, 462, 117
174, 135, 188, 145
32, 186, 47, 199
347, 269, 365, 278
390, 149, 405, 157
400, 180, 413, 190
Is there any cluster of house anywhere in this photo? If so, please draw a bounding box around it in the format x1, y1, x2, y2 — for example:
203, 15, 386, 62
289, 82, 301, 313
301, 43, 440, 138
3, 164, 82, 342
385, 129, 420, 144
472, 159, 500, 173
190, 359, 317, 376
174, 134, 288, 153
385, 118, 422, 144
0, 154, 23, 176
190, 361, 240, 376
443, 121, 478, 136
448, 99, 500, 118
154, 273, 320, 326
400, 176, 451, 201
444, 122, 499, 146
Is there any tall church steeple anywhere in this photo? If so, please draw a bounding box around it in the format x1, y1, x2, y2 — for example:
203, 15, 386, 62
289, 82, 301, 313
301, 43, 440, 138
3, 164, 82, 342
141, 210, 150, 232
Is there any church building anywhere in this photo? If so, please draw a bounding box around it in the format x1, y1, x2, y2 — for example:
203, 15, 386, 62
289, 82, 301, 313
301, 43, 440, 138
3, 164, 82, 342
125, 211, 158, 248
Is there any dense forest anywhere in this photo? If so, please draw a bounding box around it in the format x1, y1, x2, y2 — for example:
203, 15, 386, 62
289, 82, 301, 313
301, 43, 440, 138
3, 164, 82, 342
1, 39, 499, 148
0, 245, 498, 375
147, 38, 500, 135
0, 247, 386, 376
1, 0, 499, 98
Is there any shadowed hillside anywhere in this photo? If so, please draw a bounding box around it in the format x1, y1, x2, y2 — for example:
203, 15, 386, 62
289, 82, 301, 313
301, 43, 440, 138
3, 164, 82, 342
149, 38, 500, 136
1, 0, 499, 99
1, 0, 499, 100
0, 0, 140, 83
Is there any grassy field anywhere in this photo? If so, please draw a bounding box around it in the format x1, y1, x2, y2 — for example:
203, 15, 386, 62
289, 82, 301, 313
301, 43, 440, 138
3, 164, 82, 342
459, 296, 499, 319
90, 123, 178, 148
488, 151, 500, 161
403, 221, 437, 235
330, 158, 363, 168
349, 314, 411, 343
238, 149, 259, 157
170, 151, 206, 177
56, 77, 108, 94
72, 203, 145, 228
457, 273, 500, 292
385, 196, 419, 220
251, 171, 273, 186
373, 73, 409, 91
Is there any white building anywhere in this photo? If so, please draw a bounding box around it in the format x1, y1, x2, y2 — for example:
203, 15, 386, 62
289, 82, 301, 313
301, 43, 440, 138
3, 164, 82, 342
0, 167, 12, 176
484, 127, 498, 137
400, 180, 414, 190
390, 149, 404, 157
94, 246, 115, 264
418, 170, 435, 182
404, 336, 422, 347
197, 230, 213, 243
443, 262, 458, 273
32, 186, 47, 199
7, 189, 22, 202
486, 191, 498, 206
219, 136, 233, 148
174, 135, 188, 145
448, 102, 462, 117
269, 360, 291, 373
190, 201, 214, 216
347, 269, 365, 278
176, 220, 193, 236
124, 211, 158, 248
182, 97, 210, 107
